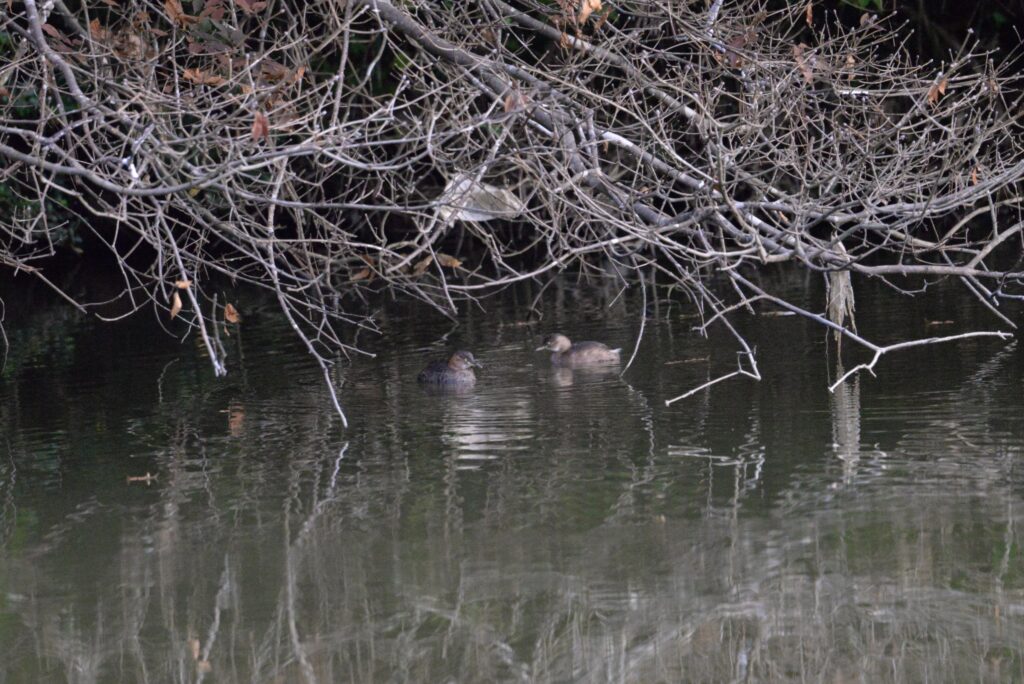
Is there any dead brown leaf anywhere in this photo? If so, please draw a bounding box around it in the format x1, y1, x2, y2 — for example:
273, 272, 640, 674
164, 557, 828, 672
726, 29, 757, 68
578, 0, 601, 25
164, 0, 197, 26
234, 0, 267, 14
926, 77, 947, 106
503, 90, 530, 112
412, 255, 434, 276
89, 18, 112, 42
251, 111, 269, 142
174, 279, 191, 289
971, 166, 979, 185
197, 661, 212, 674
40, 25, 79, 54
593, 6, 612, 31
224, 302, 241, 323
183, 68, 226, 86
793, 43, 813, 84
352, 256, 375, 281
559, 32, 572, 50
436, 253, 463, 269
258, 59, 292, 84
199, 0, 226, 21
188, 638, 201, 660
170, 291, 183, 319
805, 2, 813, 27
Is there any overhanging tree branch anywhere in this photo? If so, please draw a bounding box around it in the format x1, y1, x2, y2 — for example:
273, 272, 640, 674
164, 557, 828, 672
2, 0, 1022, 417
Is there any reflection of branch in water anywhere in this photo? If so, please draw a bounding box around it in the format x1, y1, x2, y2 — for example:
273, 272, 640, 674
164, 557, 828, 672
0, 440, 15, 547
285, 544, 315, 684
607, 379, 658, 523
280, 443, 351, 683
197, 557, 233, 680
883, 340, 1020, 465
831, 361, 861, 484
6, 429, 1024, 683
964, 341, 1017, 394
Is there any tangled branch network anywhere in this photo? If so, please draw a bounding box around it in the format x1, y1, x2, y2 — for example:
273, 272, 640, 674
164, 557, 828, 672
2, 0, 1023, 421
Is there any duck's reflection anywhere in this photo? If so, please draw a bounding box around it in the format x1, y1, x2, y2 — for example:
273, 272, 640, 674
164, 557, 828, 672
549, 364, 621, 388
426, 384, 535, 471
419, 383, 476, 397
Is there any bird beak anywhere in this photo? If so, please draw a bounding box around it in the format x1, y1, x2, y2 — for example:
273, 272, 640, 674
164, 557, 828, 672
472, 359, 483, 369
534, 345, 547, 352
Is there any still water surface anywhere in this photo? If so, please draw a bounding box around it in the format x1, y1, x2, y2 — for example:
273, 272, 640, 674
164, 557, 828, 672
2, 275, 1024, 682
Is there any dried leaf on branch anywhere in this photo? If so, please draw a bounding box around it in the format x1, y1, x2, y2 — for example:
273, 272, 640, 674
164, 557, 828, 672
436, 253, 462, 269
251, 112, 270, 141
234, 0, 268, 15
793, 43, 814, 84
182, 68, 226, 86
170, 292, 183, 319
926, 77, 948, 105
578, 0, 601, 25
164, 0, 198, 26
411, 255, 434, 276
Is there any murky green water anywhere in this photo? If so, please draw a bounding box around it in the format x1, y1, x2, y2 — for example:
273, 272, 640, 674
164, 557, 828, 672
2, 273, 1024, 682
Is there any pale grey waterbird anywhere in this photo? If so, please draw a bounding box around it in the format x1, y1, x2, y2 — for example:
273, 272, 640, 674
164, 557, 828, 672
536, 333, 622, 367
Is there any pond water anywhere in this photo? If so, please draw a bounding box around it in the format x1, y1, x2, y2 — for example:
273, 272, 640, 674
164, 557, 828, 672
2, 272, 1024, 682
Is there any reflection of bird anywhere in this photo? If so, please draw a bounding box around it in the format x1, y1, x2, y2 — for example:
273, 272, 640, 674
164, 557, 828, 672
435, 174, 524, 223
417, 350, 483, 386
536, 333, 621, 367
831, 363, 861, 483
